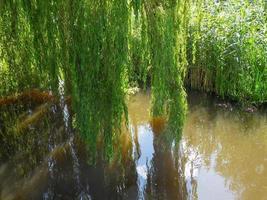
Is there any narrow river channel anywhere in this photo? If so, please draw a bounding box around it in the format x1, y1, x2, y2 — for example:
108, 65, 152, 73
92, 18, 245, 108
1, 91, 266, 199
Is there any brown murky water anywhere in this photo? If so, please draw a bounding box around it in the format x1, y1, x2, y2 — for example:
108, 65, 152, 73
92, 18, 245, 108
0, 91, 267, 199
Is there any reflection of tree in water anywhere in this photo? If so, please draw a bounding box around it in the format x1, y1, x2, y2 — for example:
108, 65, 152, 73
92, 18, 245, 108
213, 111, 267, 200
0, 99, 139, 200
76, 133, 139, 200
0, 100, 70, 199
183, 97, 267, 200
145, 118, 187, 200
1, 95, 190, 200
179, 142, 199, 200
45, 135, 138, 200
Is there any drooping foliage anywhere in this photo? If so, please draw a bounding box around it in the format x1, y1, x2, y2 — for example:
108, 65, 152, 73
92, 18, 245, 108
145, 0, 189, 133
65, 0, 130, 160
130, 0, 190, 140
0, 0, 72, 94
187, 0, 267, 104
0, 0, 190, 159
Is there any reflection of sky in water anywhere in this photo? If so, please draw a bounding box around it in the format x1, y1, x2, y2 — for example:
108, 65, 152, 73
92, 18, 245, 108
196, 150, 235, 199
198, 161, 235, 200
133, 125, 237, 200
181, 139, 235, 200
134, 124, 154, 199
128, 92, 267, 200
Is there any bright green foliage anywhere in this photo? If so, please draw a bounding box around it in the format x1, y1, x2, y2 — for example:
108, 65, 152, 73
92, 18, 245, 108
69, 0, 130, 160
128, 0, 189, 138
0, 0, 189, 160
0, 1, 71, 94
0, 0, 130, 160
143, 0, 189, 136
187, 0, 267, 104
129, 7, 150, 89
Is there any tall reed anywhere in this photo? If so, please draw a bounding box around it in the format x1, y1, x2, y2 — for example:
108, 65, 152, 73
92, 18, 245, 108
187, 0, 267, 104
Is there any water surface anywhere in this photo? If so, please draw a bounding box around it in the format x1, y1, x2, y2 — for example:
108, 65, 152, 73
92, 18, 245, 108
128, 91, 267, 200
0, 91, 266, 199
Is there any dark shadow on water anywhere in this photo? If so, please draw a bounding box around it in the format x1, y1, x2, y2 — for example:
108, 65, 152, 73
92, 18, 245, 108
144, 128, 187, 200
0, 99, 140, 200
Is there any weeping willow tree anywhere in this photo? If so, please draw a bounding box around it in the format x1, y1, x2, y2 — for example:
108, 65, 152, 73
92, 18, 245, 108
0, 0, 68, 94
0, 0, 190, 160
133, 0, 189, 140
69, 0, 130, 160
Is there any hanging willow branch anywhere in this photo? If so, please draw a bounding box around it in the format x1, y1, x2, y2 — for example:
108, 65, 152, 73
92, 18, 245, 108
0, 0, 191, 160
141, 0, 189, 138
